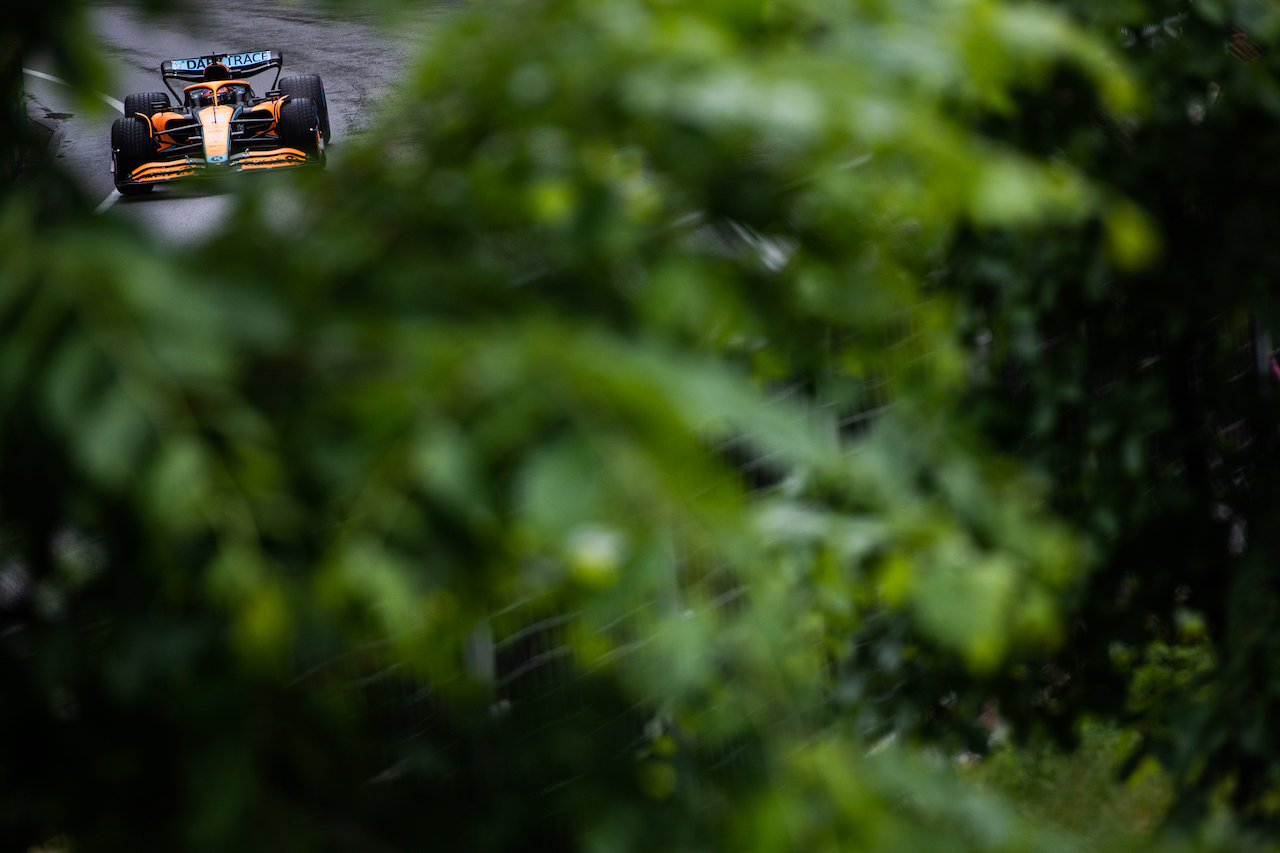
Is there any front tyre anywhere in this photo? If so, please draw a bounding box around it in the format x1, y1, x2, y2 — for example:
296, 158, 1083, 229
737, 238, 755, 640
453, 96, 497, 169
111, 116, 154, 195
279, 97, 322, 163
279, 74, 330, 142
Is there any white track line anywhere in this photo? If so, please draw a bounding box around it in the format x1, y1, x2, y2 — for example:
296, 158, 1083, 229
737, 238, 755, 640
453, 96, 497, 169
22, 68, 125, 113
23, 68, 125, 214
94, 190, 122, 214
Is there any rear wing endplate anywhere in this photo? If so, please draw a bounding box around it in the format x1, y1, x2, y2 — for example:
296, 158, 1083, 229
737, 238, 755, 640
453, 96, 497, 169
160, 50, 283, 99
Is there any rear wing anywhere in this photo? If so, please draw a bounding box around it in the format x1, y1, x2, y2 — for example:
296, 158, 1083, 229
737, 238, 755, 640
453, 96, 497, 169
160, 50, 283, 99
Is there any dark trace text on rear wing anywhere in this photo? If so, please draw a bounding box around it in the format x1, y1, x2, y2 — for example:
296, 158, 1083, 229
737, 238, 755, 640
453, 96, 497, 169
160, 50, 283, 101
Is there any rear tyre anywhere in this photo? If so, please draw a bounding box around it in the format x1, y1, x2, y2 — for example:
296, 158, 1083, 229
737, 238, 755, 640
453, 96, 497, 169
279, 74, 329, 142
111, 116, 154, 195
123, 91, 170, 119
279, 97, 321, 161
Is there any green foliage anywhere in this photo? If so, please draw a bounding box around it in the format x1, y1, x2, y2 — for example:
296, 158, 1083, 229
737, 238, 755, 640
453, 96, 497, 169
940, 0, 1280, 830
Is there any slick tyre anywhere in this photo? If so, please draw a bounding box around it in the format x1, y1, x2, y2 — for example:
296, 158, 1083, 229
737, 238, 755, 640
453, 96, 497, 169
123, 91, 170, 119
279, 97, 322, 162
279, 74, 329, 142
111, 116, 154, 195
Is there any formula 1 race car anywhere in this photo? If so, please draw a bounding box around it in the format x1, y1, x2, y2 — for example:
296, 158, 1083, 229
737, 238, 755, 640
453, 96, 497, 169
110, 50, 330, 195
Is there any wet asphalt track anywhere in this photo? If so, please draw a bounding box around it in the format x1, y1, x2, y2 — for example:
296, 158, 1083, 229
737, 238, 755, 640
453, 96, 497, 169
23, 0, 426, 241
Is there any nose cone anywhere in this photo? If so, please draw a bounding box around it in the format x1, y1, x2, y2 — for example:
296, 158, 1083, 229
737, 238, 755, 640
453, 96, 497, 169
199, 106, 235, 165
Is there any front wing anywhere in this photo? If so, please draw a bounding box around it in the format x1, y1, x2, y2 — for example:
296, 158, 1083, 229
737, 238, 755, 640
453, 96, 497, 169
120, 147, 315, 188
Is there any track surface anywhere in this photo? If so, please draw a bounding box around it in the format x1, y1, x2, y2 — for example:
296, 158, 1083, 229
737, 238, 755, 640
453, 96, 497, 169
24, 0, 421, 241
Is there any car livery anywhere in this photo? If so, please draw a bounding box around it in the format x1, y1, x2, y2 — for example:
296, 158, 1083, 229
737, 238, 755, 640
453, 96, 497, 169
110, 50, 330, 195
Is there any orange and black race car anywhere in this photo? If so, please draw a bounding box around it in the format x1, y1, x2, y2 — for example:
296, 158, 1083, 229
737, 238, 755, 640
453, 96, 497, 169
110, 50, 330, 195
